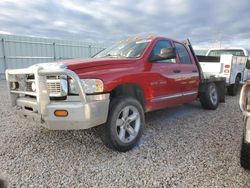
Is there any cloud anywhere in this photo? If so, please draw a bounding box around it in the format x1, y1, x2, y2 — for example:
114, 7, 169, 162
0, 0, 249, 48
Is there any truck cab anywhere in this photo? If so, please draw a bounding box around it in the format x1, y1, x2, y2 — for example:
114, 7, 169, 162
5, 36, 225, 152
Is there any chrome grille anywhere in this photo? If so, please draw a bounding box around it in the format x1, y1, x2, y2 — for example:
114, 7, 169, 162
47, 80, 62, 96
26, 82, 32, 91
25, 79, 64, 97
11, 74, 67, 97
26, 80, 34, 92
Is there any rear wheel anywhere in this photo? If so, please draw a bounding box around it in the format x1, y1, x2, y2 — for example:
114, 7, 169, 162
228, 76, 240, 96
100, 96, 144, 152
200, 82, 219, 110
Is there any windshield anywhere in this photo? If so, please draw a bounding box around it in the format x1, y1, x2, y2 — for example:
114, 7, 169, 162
208, 49, 245, 56
93, 39, 151, 58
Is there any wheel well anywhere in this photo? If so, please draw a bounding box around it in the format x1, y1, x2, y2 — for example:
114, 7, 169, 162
110, 83, 145, 110
237, 73, 242, 80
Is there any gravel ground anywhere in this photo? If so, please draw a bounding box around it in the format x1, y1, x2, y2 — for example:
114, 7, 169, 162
0, 80, 250, 187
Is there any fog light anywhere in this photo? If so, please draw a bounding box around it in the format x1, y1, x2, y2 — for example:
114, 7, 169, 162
54, 110, 68, 117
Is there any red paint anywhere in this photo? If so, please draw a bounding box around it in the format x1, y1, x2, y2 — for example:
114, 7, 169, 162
61, 37, 200, 112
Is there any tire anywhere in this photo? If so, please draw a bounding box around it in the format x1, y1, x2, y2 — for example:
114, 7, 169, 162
228, 76, 240, 96
240, 118, 250, 170
240, 140, 250, 170
200, 82, 219, 110
100, 96, 145, 152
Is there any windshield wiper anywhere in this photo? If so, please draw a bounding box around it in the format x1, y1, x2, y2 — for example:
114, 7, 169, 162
103, 54, 126, 58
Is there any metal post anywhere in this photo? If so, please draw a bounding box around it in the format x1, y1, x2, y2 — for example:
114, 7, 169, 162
88, 45, 91, 57
53, 42, 56, 61
1, 38, 7, 78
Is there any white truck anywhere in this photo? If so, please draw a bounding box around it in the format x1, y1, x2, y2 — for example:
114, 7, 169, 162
198, 47, 250, 96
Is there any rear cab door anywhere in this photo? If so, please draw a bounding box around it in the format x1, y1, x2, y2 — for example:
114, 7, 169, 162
173, 42, 199, 103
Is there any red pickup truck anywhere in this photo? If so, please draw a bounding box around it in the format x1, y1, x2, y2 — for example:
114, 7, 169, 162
5, 36, 225, 151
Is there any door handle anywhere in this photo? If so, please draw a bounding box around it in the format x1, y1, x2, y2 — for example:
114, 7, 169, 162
192, 70, 198, 73
173, 69, 181, 73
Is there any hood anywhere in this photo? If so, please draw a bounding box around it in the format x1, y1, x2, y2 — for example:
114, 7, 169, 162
57, 57, 136, 71
28, 58, 139, 80
29, 62, 66, 70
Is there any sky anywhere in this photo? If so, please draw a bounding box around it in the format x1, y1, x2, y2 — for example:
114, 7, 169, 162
0, 0, 249, 48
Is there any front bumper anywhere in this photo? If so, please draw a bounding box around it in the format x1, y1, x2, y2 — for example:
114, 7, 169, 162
5, 66, 110, 130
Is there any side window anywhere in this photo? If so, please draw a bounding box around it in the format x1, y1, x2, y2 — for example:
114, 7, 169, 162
174, 43, 192, 64
151, 40, 176, 63
235, 50, 245, 56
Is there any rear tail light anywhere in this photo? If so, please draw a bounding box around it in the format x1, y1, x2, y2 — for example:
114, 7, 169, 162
224, 64, 231, 73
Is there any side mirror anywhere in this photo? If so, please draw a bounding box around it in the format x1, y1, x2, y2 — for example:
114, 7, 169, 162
247, 56, 250, 69
150, 48, 176, 62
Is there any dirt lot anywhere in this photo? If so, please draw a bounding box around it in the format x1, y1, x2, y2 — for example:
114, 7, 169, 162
0, 80, 250, 187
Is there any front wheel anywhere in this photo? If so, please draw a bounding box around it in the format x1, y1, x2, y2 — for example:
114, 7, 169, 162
100, 96, 145, 152
200, 82, 219, 110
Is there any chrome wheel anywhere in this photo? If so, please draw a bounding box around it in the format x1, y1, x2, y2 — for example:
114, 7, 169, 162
209, 84, 218, 105
116, 105, 141, 144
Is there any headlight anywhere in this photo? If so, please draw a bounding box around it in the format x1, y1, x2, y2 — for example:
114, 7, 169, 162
31, 82, 36, 92
69, 79, 104, 94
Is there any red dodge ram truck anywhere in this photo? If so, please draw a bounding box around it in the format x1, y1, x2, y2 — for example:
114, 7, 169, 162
5, 36, 225, 151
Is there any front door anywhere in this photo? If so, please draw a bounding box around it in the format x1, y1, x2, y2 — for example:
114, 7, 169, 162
147, 40, 183, 110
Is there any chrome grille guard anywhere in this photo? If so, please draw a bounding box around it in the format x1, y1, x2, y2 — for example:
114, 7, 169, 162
5, 66, 87, 115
